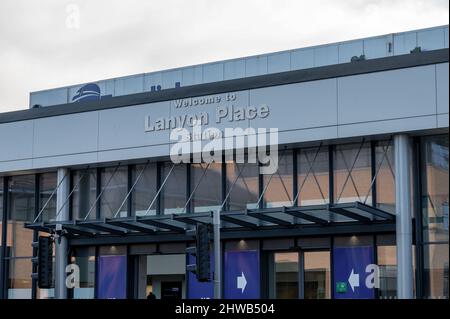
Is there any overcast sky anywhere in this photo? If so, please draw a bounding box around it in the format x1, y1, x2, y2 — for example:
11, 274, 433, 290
0, 0, 448, 113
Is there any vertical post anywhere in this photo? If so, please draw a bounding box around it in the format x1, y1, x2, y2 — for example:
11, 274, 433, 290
55, 168, 70, 299
394, 134, 414, 299
0, 177, 8, 299
213, 209, 221, 299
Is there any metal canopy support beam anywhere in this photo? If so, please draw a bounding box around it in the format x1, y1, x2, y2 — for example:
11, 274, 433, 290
284, 209, 329, 225
138, 218, 186, 233
394, 134, 414, 299
329, 206, 372, 223
77, 221, 128, 236
221, 214, 258, 229
354, 202, 395, 221
173, 213, 212, 225
247, 211, 292, 227
107, 220, 156, 234
63, 224, 97, 237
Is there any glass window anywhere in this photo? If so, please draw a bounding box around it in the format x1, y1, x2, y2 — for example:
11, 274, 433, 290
39, 172, 57, 222
7, 175, 35, 257
377, 244, 397, 299
297, 147, 329, 206
304, 251, 331, 299
421, 135, 449, 243
226, 162, 259, 211
100, 166, 128, 219
423, 243, 449, 299
7, 258, 32, 299
334, 142, 372, 204
71, 247, 96, 299
132, 163, 157, 216
191, 163, 222, 213
263, 151, 293, 208
274, 252, 299, 299
71, 169, 97, 220
1, 178, 3, 244
7, 175, 35, 299
161, 163, 187, 214
375, 141, 395, 213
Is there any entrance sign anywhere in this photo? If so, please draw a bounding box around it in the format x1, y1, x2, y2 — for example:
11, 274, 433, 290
97, 255, 127, 299
187, 253, 214, 299
333, 246, 375, 299
224, 250, 260, 299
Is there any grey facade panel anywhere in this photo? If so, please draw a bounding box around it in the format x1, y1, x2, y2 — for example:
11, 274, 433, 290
33, 112, 99, 158
436, 62, 450, 115
337, 65, 437, 125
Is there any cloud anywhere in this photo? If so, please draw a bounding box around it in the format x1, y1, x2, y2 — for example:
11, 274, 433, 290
0, 0, 448, 112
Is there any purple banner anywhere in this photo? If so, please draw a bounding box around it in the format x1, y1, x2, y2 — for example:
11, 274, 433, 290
187, 253, 214, 299
97, 255, 127, 299
224, 250, 260, 299
333, 246, 375, 299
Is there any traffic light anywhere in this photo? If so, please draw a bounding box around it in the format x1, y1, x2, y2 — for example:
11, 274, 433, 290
31, 236, 54, 289
186, 223, 211, 282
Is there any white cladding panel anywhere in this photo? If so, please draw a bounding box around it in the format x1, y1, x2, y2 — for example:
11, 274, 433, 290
115, 74, 144, 96
337, 65, 437, 125
224, 59, 246, 80
30, 89, 68, 107
290, 48, 315, 70
338, 40, 364, 63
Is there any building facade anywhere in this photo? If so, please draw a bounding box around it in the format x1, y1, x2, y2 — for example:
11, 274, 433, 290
0, 25, 448, 299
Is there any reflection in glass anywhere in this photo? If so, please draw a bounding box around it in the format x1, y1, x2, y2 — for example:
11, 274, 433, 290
7, 258, 32, 299
161, 163, 187, 214
377, 245, 397, 299
100, 166, 128, 219
71, 169, 97, 220
297, 147, 329, 206
424, 243, 449, 299
375, 141, 395, 213
191, 163, 222, 213
421, 135, 449, 243
7, 175, 35, 257
39, 172, 57, 222
71, 247, 96, 299
264, 151, 293, 208
304, 251, 330, 299
226, 162, 259, 211
275, 252, 298, 299
132, 163, 157, 216
334, 142, 372, 204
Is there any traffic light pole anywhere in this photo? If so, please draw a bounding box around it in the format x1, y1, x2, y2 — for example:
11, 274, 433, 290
213, 209, 221, 299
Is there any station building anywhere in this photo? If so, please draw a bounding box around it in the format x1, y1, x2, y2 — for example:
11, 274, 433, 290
0, 25, 448, 299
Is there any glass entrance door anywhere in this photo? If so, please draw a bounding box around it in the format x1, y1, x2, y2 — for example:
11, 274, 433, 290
303, 251, 331, 299
274, 252, 299, 299
268, 250, 331, 299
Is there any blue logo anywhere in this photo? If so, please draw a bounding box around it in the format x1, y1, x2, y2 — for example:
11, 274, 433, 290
72, 83, 101, 102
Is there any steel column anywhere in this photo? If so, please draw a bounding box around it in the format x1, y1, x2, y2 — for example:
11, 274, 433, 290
55, 168, 70, 299
394, 134, 414, 299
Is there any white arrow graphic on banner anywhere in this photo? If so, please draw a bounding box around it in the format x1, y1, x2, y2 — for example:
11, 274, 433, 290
237, 272, 247, 293
348, 269, 360, 292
